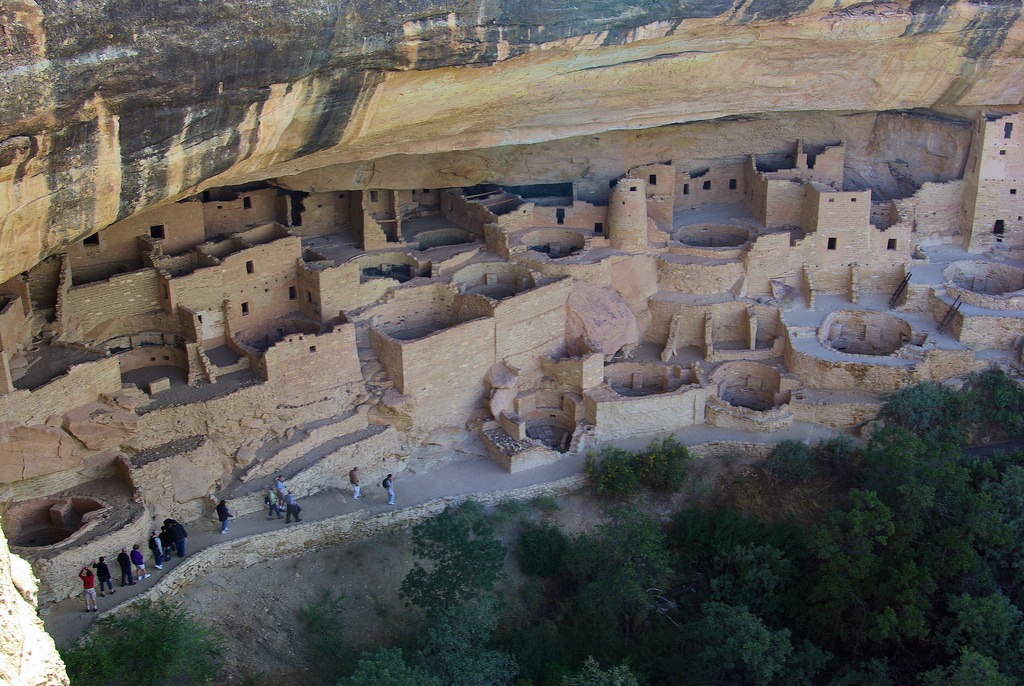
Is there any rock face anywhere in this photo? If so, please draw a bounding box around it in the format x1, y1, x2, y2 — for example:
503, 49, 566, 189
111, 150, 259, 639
0, 526, 69, 685
0, 0, 1023, 280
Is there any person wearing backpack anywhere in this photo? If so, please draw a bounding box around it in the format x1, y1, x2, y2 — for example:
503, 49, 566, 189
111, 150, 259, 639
265, 487, 282, 520
382, 473, 394, 505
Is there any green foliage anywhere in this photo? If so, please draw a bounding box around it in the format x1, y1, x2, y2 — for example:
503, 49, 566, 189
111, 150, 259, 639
492, 498, 530, 528
566, 508, 672, 638
709, 544, 793, 617
975, 368, 1024, 434
879, 370, 1024, 445
530, 494, 562, 514
62, 601, 221, 686
671, 508, 803, 568
401, 500, 506, 614
634, 435, 691, 491
765, 440, 816, 483
585, 438, 691, 499
918, 650, 1015, 686
680, 602, 794, 686
517, 521, 570, 578
299, 589, 349, 680
585, 446, 641, 499
337, 647, 440, 686
414, 598, 519, 686
561, 657, 639, 686
813, 435, 862, 482
879, 381, 964, 444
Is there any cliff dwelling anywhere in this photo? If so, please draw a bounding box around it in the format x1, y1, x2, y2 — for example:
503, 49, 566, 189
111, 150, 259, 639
2, 115, 1023, 607
1, 2, 1024, 682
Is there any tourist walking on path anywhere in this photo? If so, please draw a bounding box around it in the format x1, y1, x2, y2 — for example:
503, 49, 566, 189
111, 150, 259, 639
130, 545, 150, 581
159, 525, 175, 565
265, 487, 283, 520
349, 466, 360, 500
383, 473, 395, 505
284, 490, 302, 523
216, 500, 233, 534
116, 548, 134, 587
78, 567, 97, 612
275, 475, 287, 502
168, 519, 188, 557
148, 531, 164, 570
92, 557, 114, 597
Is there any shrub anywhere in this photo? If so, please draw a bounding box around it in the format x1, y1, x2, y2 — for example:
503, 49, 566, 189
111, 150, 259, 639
880, 381, 963, 444
530, 494, 562, 514
586, 438, 691, 498
765, 440, 816, 483
635, 436, 691, 491
812, 435, 861, 482
976, 368, 1024, 433
62, 601, 222, 686
585, 446, 641, 499
299, 589, 348, 679
518, 521, 571, 577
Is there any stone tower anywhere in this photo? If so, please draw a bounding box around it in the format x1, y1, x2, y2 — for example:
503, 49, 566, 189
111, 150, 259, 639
608, 177, 648, 252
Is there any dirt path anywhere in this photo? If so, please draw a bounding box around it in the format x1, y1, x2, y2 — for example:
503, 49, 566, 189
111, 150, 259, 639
42, 422, 837, 651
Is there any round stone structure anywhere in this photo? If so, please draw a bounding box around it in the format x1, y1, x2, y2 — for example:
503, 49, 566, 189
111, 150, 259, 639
2, 497, 108, 547
711, 361, 786, 411
820, 310, 911, 356
604, 362, 691, 397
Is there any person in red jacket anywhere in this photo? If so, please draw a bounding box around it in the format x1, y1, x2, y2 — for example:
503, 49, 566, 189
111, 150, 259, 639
79, 566, 97, 612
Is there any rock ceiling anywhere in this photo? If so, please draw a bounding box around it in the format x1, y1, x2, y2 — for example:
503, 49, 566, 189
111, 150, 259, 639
0, 0, 1022, 281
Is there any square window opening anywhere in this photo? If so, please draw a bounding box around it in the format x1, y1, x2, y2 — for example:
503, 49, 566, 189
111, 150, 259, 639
369, 190, 379, 202
887, 239, 897, 250
83, 234, 100, 246
288, 285, 297, 300
999, 150, 1007, 156
683, 183, 690, 195
594, 222, 603, 234
242, 196, 252, 209
702, 180, 711, 191
728, 178, 737, 190
648, 174, 657, 185
827, 237, 837, 250
1005, 122, 1014, 139
309, 346, 316, 353
149, 224, 165, 239
1011, 189, 1018, 195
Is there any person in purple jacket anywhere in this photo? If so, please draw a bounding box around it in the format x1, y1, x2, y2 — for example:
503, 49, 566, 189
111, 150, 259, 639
130, 544, 151, 581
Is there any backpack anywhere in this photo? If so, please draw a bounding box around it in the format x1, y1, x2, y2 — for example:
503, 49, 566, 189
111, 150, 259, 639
264, 492, 272, 505
382, 478, 389, 488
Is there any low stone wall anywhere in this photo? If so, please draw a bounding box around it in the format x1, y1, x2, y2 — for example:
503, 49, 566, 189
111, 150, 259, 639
705, 397, 794, 432
106, 474, 588, 619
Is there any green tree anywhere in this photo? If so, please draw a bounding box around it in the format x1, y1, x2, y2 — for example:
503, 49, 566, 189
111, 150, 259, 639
561, 657, 639, 686
566, 507, 672, 639
401, 500, 505, 613
62, 601, 222, 686
710, 544, 793, 618
414, 598, 518, 686
681, 601, 794, 686
337, 647, 440, 686
517, 521, 570, 578
918, 650, 1015, 686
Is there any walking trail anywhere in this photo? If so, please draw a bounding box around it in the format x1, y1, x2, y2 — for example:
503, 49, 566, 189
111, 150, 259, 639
41, 422, 835, 648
